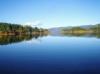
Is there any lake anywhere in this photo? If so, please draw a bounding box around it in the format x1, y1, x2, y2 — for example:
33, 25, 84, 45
0, 34, 100, 74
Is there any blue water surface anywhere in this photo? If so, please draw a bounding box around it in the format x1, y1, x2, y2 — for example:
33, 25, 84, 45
0, 36, 100, 74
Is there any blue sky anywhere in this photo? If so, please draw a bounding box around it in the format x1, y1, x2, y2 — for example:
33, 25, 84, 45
0, 0, 100, 28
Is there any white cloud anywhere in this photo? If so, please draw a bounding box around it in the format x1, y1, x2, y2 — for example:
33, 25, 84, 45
23, 21, 42, 27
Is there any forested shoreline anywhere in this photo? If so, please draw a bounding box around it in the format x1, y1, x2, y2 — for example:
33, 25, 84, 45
62, 24, 100, 34
0, 22, 48, 35
0, 22, 100, 36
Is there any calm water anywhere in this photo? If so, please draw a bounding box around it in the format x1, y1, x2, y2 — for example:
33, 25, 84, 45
0, 34, 100, 74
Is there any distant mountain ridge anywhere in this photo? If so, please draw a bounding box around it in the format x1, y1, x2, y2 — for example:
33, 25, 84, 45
48, 24, 100, 36
49, 25, 96, 30
79, 25, 95, 29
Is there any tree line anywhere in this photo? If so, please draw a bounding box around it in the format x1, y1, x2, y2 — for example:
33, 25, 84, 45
62, 24, 100, 34
0, 22, 48, 35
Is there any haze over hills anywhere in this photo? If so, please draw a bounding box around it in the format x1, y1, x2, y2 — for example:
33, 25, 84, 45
48, 27, 62, 36
49, 24, 96, 30
48, 24, 99, 36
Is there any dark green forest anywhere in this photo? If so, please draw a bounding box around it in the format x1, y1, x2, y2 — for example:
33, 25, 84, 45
0, 22, 48, 35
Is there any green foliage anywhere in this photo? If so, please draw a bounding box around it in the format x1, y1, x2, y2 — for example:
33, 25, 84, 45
90, 24, 100, 33
0, 22, 47, 35
62, 23, 100, 34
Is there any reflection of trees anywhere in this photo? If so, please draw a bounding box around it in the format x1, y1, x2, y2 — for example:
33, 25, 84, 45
95, 33, 100, 38
0, 33, 48, 45
62, 32, 100, 38
62, 24, 100, 39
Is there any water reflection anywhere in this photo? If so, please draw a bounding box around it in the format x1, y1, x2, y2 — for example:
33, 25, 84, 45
61, 33, 100, 38
0, 32, 100, 45
0, 33, 48, 45
49, 30, 100, 38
